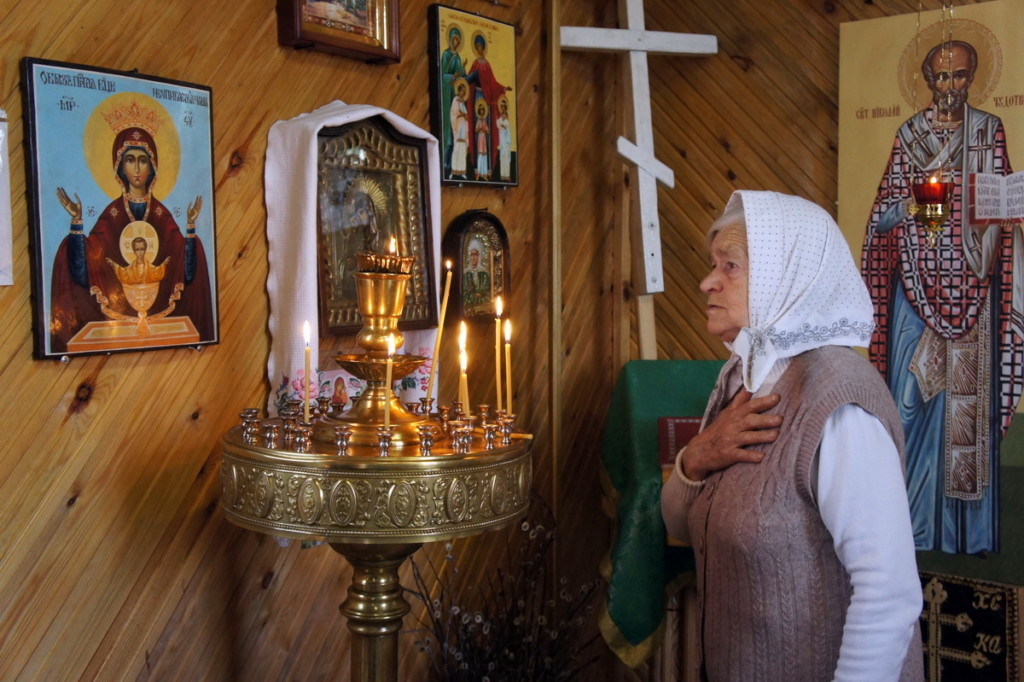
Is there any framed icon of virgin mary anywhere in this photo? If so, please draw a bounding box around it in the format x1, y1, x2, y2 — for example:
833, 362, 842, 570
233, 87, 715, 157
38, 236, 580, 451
315, 115, 436, 336
22, 58, 219, 359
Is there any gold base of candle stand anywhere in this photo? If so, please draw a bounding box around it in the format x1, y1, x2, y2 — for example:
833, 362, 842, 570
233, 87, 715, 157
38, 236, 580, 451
333, 542, 422, 682
315, 353, 431, 447
221, 428, 532, 682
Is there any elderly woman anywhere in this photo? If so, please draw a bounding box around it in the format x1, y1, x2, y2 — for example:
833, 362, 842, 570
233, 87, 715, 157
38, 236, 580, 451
661, 191, 923, 681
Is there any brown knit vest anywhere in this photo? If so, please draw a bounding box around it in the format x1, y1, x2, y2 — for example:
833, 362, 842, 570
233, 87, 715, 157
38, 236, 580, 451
688, 346, 922, 681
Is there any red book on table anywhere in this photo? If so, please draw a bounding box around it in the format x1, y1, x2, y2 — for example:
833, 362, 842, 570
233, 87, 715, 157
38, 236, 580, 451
657, 416, 702, 469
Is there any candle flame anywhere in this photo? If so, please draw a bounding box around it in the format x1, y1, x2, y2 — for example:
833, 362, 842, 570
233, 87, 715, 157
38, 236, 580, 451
459, 321, 467, 351
387, 237, 397, 254
303, 320, 310, 345
929, 175, 938, 184
386, 333, 396, 356
445, 259, 452, 271
460, 349, 468, 372
504, 319, 512, 342
495, 295, 503, 318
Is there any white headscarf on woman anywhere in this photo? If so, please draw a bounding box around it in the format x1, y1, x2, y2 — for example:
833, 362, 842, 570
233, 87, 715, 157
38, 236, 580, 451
718, 190, 875, 392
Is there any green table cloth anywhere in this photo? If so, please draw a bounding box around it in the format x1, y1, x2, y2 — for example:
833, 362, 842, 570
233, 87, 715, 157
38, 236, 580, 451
599, 359, 724, 666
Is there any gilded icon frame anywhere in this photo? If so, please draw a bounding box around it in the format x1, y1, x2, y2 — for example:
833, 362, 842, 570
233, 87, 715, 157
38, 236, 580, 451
442, 210, 510, 322
316, 116, 436, 336
277, 0, 400, 64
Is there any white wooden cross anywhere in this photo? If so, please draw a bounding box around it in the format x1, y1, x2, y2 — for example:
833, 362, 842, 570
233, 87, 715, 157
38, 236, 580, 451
561, 0, 717, 296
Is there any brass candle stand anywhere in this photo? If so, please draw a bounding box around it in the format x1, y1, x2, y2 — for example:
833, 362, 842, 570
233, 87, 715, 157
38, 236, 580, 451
220, 250, 532, 682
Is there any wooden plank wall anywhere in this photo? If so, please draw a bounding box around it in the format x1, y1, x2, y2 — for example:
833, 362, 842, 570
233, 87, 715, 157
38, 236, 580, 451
0, 0, 972, 680
0, 1, 558, 679
646, 0, 971, 362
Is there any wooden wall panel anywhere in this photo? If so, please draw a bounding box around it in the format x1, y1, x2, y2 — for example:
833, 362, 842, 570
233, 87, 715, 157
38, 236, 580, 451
0, 1, 552, 679
0, 0, 972, 679
644, 0, 963, 363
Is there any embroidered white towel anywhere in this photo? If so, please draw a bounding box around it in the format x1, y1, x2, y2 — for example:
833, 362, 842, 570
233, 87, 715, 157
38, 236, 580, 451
264, 100, 441, 415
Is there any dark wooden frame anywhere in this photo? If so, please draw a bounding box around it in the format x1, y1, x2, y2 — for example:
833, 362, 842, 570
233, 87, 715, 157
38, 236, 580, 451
442, 210, 510, 322
21, 57, 219, 359
316, 116, 436, 335
277, 0, 400, 64
428, 4, 518, 187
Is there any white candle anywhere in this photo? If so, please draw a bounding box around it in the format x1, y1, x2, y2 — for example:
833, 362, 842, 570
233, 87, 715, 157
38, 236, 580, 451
494, 296, 503, 412
426, 260, 453, 403
384, 333, 395, 428
504, 319, 513, 414
303, 320, 311, 423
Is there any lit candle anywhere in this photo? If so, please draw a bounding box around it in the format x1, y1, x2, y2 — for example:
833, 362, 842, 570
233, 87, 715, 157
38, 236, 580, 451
494, 296, 503, 412
388, 236, 397, 254
458, 321, 469, 408
303, 320, 311, 423
459, 349, 470, 409
426, 260, 453, 403
912, 175, 950, 204
504, 319, 513, 414
384, 333, 395, 428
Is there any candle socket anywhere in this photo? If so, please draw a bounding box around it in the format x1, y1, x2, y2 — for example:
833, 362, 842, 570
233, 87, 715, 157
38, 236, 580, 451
419, 397, 435, 417
376, 426, 396, 456
500, 416, 515, 446
262, 423, 280, 449
483, 423, 500, 450
240, 408, 261, 444
417, 425, 435, 456
334, 425, 353, 455
452, 426, 472, 455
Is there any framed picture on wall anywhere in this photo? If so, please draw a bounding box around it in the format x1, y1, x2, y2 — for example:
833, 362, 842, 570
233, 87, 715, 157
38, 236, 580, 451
428, 4, 518, 187
277, 0, 400, 64
442, 210, 510, 321
21, 58, 219, 360
316, 116, 436, 335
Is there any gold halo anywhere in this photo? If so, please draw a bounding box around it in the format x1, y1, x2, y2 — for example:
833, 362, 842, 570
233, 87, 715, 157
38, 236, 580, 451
446, 22, 463, 47
118, 221, 159, 264
344, 176, 389, 224
453, 77, 469, 97
475, 99, 489, 116
83, 92, 181, 199
898, 18, 1001, 110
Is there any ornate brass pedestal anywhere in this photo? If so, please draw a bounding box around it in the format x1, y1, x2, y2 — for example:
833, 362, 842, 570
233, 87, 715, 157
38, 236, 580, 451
220, 258, 532, 682
221, 426, 531, 681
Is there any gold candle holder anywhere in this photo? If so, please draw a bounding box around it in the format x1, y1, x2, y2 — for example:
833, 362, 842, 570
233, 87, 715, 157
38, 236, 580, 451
356, 251, 415, 274
315, 267, 429, 447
